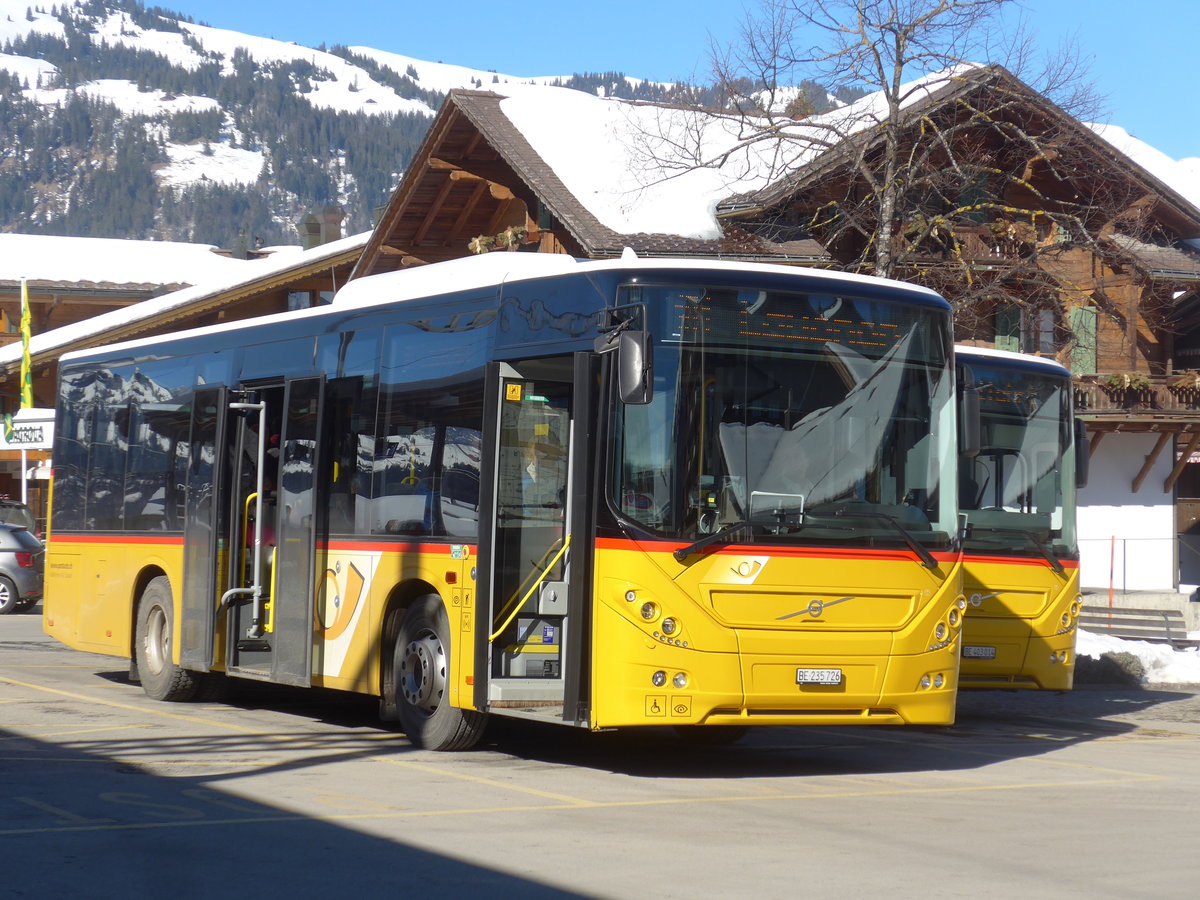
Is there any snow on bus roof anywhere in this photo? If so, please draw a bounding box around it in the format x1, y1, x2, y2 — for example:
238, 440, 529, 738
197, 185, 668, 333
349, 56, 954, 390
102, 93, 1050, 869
955, 344, 1071, 376
59, 250, 945, 364
331, 249, 944, 310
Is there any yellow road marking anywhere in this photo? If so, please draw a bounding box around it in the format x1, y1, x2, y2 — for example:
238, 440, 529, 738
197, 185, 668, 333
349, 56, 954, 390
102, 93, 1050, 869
0, 676, 275, 735
0, 774, 1166, 837
371, 756, 596, 805
0, 724, 153, 741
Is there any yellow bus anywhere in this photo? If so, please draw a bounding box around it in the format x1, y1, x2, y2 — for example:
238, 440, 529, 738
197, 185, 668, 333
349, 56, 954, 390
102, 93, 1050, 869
956, 346, 1086, 690
44, 253, 966, 749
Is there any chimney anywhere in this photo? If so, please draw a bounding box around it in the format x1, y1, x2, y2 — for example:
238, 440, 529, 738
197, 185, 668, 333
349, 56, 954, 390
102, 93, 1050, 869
298, 213, 321, 250
319, 205, 345, 245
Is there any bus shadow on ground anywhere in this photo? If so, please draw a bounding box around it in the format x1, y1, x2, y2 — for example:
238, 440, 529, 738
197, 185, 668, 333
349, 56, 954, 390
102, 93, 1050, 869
474, 685, 1194, 779
90, 664, 1195, 781
0, 724, 591, 899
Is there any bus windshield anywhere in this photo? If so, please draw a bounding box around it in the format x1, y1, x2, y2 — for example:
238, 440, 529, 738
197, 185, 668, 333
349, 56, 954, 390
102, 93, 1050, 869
959, 358, 1077, 559
612, 283, 955, 553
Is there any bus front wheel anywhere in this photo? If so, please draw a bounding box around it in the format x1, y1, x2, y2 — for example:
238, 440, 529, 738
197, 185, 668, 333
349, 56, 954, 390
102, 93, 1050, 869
394, 594, 486, 751
135, 576, 201, 702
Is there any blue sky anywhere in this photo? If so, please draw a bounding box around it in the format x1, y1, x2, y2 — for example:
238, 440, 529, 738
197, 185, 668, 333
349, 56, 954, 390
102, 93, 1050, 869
180, 0, 1198, 160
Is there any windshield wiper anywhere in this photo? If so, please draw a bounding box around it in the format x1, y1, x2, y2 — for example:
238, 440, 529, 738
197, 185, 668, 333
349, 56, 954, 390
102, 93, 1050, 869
673, 521, 751, 563
834, 510, 938, 569
966, 525, 1064, 574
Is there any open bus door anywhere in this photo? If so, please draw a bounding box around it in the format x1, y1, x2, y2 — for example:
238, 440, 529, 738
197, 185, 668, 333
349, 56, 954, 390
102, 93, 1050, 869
475, 353, 597, 725
179, 377, 325, 687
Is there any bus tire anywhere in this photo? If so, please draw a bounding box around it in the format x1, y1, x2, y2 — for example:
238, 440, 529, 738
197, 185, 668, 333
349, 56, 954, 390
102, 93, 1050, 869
394, 594, 486, 751
0, 576, 19, 614
135, 576, 200, 702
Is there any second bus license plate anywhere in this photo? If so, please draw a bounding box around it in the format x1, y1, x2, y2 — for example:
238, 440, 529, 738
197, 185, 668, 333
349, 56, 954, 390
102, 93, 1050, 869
796, 668, 842, 685
962, 645, 997, 659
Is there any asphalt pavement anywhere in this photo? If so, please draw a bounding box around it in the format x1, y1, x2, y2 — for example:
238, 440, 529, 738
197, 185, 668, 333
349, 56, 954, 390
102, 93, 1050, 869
3, 605, 1199, 899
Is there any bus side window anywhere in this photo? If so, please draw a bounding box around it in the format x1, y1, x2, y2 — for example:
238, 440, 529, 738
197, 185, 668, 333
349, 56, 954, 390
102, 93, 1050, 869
371, 423, 437, 536
440, 429, 482, 537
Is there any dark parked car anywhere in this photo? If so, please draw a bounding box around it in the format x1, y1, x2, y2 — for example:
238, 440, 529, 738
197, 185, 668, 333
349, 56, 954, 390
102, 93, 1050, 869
0, 498, 39, 537
0, 522, 43, 614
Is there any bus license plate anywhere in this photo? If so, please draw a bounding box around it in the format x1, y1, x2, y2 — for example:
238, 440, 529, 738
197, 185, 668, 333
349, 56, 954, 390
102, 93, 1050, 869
962, 645, 997, 659
796, 668, 842, 685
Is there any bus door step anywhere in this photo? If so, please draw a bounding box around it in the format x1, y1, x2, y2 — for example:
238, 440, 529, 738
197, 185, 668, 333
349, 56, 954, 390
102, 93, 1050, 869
236, 639, 271, 652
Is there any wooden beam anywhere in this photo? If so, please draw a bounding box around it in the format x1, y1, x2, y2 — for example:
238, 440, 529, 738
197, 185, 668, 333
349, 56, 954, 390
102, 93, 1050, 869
1089, 431, 1105, 455
445, 180, 489, 248
1132, 432, 1172, 493
428, 157, 515, 205
1165, 431, 1200, 493
413, 175, 457, 247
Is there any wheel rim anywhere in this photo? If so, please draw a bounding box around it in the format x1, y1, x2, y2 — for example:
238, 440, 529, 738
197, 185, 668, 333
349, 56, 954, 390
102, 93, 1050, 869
399, 628, 446, 717
0, 581, 12, 606
144, 605, 169, 676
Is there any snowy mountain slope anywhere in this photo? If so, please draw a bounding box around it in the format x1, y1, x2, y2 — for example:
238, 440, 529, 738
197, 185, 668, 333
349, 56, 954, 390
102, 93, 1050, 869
0, 0, 675, 244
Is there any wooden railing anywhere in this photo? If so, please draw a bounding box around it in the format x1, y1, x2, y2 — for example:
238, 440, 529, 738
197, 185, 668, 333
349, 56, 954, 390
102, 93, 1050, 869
1073, 374, 1200, 416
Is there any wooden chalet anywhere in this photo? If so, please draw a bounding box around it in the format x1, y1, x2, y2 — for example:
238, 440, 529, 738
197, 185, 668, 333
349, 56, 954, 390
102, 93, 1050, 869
352, 90, 828, 279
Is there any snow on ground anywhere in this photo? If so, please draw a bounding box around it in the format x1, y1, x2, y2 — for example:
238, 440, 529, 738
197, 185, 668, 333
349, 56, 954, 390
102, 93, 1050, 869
347, 46, 569, 95
1077, 629, 1200, 685
25, 78, 220, 117
160, 141, 265, 189
0, 52, 58, 88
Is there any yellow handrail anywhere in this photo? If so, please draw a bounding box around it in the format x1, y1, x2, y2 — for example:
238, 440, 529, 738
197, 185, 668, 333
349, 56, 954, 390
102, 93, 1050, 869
488, 534, 572, 642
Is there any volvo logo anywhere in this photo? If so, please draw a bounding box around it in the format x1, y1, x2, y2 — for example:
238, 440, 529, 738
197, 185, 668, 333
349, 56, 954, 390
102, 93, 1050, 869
967, 592, 999, 608
777, 596, 853, 620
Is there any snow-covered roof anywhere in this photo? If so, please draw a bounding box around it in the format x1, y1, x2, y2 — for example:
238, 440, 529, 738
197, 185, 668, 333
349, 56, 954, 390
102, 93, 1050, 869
486, 69, 1200, 243
0, 233, 294, 289
0, 231, 369, 368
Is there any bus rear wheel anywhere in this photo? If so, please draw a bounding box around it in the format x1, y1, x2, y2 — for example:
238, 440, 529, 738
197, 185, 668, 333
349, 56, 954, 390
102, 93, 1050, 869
135, 576, 202, 701
394, 594, 485, 751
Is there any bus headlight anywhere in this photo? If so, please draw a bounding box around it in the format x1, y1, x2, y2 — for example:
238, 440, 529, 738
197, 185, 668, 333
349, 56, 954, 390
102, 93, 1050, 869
652, 670, 667, 687
920, 675, 932, 689
661, 617, 679, 636
640, 602, 659, 621
625, 590, 637, 603
934, 622, 947, 641
672, 672, 688, 688
948, 610, 960, 627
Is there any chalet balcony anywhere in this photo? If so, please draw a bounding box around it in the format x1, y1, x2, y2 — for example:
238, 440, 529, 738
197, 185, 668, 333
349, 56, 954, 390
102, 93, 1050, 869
1073, 373, 1200, 418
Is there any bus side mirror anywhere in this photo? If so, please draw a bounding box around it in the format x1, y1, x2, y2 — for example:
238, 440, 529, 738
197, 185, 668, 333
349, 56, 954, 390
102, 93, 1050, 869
617, 331, 652, 405
596, 329, 652, 405
1074, 418, 1089, 489
959, 386, 981, 458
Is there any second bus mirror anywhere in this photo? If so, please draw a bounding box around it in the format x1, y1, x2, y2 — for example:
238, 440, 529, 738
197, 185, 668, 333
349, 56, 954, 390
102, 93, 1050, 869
1074, 418, 1090, 489
618, 331, 653, 405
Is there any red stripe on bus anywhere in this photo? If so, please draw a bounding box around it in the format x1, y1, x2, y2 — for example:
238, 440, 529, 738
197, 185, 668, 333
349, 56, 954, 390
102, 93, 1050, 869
593, 536, 957, 563
50, 534, 183, 546
965, 553, 1079, 569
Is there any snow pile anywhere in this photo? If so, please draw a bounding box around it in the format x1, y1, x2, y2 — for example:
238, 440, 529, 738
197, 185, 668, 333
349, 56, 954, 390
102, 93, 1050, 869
1077, 629, 1200, 685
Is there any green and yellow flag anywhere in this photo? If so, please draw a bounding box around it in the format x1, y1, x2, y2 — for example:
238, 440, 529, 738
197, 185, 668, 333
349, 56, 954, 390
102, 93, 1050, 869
19, 277, 32, 409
